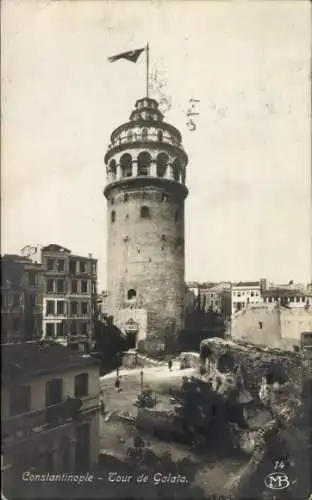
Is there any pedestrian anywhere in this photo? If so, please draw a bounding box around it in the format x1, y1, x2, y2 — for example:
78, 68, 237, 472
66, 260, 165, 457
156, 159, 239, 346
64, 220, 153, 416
100, 399, 105, 415
115, 376, 121, 392
168, 359, 173, 372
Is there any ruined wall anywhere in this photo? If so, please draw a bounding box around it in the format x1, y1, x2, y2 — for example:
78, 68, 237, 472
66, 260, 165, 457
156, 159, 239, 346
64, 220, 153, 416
200, 338, 301, 398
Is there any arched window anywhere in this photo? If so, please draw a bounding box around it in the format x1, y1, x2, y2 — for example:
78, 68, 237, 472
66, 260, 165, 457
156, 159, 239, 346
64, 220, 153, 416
140, 206, 150, 219
172, 158, 181, 182
157, 130, 163, 142
137, 152, 151, 176
142, 128, 148, 142
127, 130, 133, 142
120, 153, 132, 178
127, 289, 137, 300
111, 211, 116, 223
108, 159, 117, 180
156, 153, 169, 178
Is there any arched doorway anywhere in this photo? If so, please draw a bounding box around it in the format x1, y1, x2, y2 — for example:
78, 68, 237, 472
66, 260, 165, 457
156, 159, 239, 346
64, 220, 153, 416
124, 319, 139, 350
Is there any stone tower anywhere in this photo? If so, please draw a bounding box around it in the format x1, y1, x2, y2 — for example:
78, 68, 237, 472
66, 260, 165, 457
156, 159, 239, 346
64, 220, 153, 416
104, 97, 188, 353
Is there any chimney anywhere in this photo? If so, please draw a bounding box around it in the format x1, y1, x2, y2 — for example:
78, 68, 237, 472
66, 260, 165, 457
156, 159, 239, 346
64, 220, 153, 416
88, 253, 92, 259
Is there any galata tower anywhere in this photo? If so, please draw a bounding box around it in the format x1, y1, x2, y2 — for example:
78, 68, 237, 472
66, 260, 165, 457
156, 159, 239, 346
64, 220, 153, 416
104, 97, 188, 354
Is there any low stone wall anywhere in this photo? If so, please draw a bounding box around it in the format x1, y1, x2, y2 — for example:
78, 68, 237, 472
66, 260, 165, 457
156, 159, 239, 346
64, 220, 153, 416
136, 408, 179, 435
177, 351, 201, 369
121, 350, 165, 369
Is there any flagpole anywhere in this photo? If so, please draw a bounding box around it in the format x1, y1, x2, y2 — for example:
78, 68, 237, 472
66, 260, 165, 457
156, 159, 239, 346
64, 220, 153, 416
146, 43, 149, 98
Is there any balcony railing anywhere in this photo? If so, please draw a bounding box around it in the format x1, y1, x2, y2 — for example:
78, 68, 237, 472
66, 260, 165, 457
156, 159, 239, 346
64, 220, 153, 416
109, 132, 184, 150
1, 397, 84, 444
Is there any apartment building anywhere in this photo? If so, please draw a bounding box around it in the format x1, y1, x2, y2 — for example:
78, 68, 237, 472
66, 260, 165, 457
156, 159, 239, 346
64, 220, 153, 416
1, 341, 100, 500
1, 255, 43, 343
231, 281, 263, 315
262, 287, 309, 308
41, 244, 97, 353
199, 282, 232, 316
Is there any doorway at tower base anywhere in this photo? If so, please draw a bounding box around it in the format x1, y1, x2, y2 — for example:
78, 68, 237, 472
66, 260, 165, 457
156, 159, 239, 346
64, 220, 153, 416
114, 308, 177, 355
115, 308, 147, 350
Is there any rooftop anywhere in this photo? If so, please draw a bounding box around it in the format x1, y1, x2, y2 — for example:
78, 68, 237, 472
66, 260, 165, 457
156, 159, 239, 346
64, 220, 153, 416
41, 244, 71, 253
2, 341, 99, 386
233, 282, 260, 288
262, 288, 305, 297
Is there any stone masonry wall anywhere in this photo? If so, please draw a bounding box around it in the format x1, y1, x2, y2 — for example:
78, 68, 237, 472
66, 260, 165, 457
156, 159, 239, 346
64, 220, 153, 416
231, 304, 281, 347
106, 184, 185, 349
231, 304, 312, 349
200, 338, 301, 398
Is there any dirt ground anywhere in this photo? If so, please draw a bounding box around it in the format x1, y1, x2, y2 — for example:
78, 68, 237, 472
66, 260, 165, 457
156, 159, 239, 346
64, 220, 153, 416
99, 365, 248, 497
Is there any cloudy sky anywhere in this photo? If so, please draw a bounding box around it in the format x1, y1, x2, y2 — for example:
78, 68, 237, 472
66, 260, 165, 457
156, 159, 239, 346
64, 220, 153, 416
1, 0, 311, 289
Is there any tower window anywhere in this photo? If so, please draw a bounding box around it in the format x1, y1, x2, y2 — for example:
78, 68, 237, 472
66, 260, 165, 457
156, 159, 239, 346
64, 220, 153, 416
120, 153, 132, 178
157, 130, 163, 142
140, 206, 150, 219
142, 128, 148, 141
108, 159, 117, 180
111, 210, 116, 223
127, 289, 137, 300
137, 152, 151, 176
156, 153, 168, 178
172, 158, 181, 182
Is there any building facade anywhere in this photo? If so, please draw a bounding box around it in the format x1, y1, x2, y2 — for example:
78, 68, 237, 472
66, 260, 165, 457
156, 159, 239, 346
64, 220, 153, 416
20, 244, 43, 263
1, 341, 100, 500
199, 282, 232, 316
231, 281, 263, 315
41, 245, 97, 352
262, 288, 309, 308
104, 97, 188, 352
1, 255, 43, 343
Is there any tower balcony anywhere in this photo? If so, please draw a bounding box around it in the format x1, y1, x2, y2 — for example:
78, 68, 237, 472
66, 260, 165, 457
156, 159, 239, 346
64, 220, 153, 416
108, 131, 184, 150
105, 148, 187, 186
105, 132, 186, 166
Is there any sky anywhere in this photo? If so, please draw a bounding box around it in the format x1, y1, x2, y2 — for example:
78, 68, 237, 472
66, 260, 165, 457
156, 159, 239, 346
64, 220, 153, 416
1, 0, 311, 289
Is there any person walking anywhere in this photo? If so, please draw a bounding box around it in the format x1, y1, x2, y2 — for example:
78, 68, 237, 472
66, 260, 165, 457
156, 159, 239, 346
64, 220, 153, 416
168, 359, 173, 372
100, 399, 105, 416
115, 376, 121, 392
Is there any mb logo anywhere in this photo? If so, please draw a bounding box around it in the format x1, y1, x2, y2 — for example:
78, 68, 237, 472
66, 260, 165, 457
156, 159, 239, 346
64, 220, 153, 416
264, 472, 290, 491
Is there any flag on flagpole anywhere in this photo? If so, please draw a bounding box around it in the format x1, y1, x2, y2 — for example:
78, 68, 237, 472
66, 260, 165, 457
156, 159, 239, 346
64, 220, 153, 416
108, 47, 145, 63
